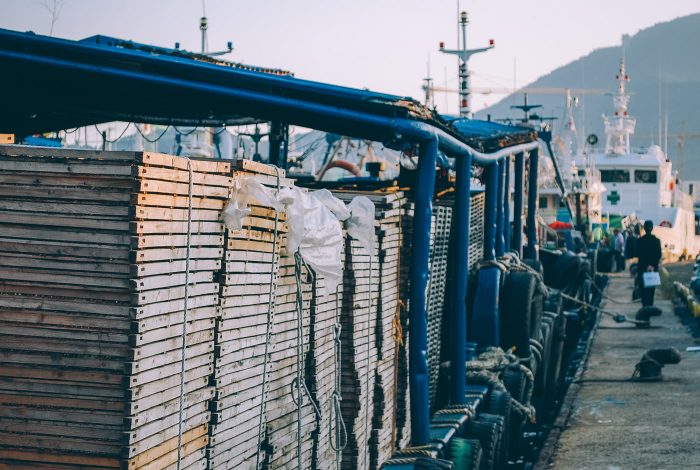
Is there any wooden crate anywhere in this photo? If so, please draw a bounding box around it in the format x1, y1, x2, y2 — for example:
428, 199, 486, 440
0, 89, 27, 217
0, 146, 229, 469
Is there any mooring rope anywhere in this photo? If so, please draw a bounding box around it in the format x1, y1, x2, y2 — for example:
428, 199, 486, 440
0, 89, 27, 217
176, 157, 193, 470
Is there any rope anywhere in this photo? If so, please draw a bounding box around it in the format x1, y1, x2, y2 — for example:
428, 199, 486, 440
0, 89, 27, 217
329, 283, 348, 462
465, 347, 537, 423
558, 292, 647, 325
176, 157, 193, 470
254, 166, 281, 470
587, 274, 640, 304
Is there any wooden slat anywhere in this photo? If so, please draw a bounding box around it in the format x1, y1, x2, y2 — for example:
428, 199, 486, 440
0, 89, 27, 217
127, 423, 207, 469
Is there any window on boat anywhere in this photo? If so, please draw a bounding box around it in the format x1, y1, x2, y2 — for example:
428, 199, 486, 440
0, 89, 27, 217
600, 169, 630, 183
539, 196, 548, 208
634, 170, 657, 183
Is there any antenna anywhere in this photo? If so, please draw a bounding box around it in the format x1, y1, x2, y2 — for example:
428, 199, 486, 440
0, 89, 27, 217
189, 0, 233, 56
438, 11, 494, 117
422, 54, 434, 107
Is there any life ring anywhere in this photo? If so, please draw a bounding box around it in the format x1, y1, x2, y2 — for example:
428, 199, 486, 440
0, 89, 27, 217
659, 220, 672, 228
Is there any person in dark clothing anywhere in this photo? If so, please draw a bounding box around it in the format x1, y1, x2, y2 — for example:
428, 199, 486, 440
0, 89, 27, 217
636, 220, 663, 306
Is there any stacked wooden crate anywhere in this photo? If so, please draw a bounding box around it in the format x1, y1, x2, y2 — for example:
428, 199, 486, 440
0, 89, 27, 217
307, 246, 345, 470
426, 205, 452, 410
338, 223, 380, 470
206, 162, 290, 470
368, 192, 404, 469
264, 249, 316, 469
0, 146, 229, 469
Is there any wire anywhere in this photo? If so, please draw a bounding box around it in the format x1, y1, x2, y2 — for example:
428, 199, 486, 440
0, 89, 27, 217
173, 125, 200, 137
134, 124, 171, 143
94, 122, 132, 143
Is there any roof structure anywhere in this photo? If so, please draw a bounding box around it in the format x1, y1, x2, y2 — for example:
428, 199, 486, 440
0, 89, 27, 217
0, 28, 536, 155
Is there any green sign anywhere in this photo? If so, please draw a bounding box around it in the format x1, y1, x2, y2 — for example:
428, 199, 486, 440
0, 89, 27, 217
607, 190, 620, 205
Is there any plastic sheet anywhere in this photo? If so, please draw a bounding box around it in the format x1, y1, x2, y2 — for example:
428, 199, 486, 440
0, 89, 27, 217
222, 177, 281, 230
346, 196, 376, 253
223, 178, 376, 296
279, 186, 345, 295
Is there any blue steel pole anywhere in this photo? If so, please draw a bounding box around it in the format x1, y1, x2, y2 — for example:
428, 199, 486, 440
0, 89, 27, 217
503, 156, 511, 252
525, 147, 539, 259
409, 137, 438, 445
451, 153, 472, 405
483, 163, 498, 261
495, 159, 506, 257
513, 153, 524, 256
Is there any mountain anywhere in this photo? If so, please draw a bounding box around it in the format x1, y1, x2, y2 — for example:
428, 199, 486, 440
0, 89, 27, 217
475, 13, 700, 179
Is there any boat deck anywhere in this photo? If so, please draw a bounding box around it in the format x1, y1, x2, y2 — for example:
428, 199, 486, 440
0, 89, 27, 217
547, 268, 700, 469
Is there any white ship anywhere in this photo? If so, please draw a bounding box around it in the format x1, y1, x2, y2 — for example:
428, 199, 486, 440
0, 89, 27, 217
594, 60, 700, 257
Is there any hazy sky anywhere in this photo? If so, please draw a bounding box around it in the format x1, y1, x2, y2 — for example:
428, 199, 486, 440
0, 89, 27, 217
2, 0, 699, 114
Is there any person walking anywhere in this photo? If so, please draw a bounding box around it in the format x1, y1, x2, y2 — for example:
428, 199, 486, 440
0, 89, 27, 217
636, 220, 662, 306
613, 228, 625, 272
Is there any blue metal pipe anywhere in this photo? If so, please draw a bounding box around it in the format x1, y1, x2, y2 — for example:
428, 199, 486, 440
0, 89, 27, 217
483, 163, 499, 261
525, 147, 540, 259
503, 156, 511, 253
495, 159, 506, 257
0, 48, 539, 165
513, 153, 524, 256
450, 153, 472, 405
409, 137, 438, 445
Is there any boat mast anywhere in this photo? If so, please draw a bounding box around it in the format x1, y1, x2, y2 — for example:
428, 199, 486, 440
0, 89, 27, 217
439, 11, 493, 118
603, 60, 636, 155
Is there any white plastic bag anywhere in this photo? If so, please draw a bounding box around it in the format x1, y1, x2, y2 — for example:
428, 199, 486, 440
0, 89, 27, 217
222, 177, 282, 230
346, 196, 376, 254
279, 186, 345, 294
643, 271, 661, 288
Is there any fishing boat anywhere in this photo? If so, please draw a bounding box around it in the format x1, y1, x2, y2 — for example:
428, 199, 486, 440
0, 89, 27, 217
594, 61, 700, 257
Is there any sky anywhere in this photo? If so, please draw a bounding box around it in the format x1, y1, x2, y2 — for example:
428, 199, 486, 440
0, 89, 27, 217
2, 0, 700, 115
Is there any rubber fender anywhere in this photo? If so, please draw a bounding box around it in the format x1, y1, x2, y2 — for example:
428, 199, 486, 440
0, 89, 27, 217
471, 267, 502, 348
483, 391, 512, 468
553, 251, 582, 289
447, 437, 482, 470
539, 249, 560, 287
499, 271, 535, 358
462, 418, 500, 470
530, 292, 544, 340
522, 258, 543, 275
544, 312, 567, 406
534, 318, 554, 398
472, 413, 505, 470
501, 368, 527, 459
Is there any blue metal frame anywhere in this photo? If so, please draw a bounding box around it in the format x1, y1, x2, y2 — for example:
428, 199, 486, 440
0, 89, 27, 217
525, 148, 540, 259
513, 153, 525, 255
409, 138, 438, 444
495, 159, 506, 257
503, 156, 511, 252
0, 28, 544, 447
450, 153, 472, 405
483, 164, 499, 262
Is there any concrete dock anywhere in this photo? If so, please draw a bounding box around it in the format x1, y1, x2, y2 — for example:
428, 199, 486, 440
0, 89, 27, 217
547, 268, 700, 469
